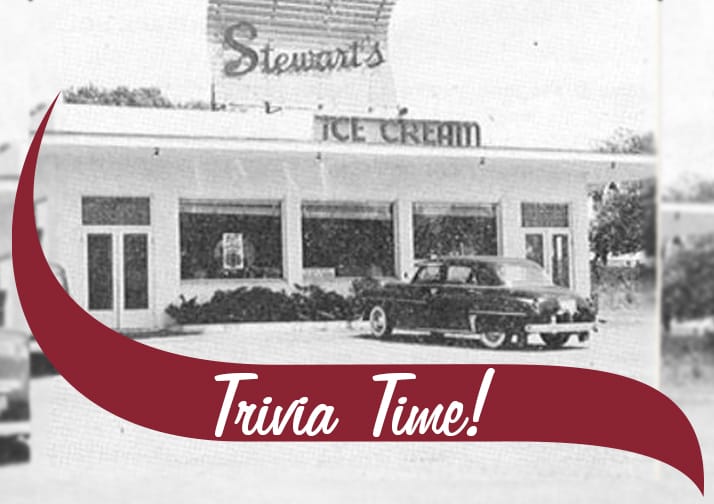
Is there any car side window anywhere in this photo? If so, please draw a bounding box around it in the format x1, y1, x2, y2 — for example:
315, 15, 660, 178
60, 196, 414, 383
474, 265, 501, 286
445, 265, 474, 284
413, 265, 442, 284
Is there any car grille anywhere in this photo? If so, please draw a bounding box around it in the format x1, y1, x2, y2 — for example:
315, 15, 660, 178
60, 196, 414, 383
556, 312, 574, 323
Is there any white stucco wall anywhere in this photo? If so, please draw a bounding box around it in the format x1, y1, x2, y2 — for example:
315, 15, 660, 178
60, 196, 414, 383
35, 142, 593, 329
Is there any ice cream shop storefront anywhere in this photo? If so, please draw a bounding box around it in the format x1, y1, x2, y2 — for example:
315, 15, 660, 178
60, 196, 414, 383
31, 0, 653, 330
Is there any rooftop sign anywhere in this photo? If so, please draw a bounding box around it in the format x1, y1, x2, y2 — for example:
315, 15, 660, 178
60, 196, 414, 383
207, 0, 398, 112
223, 21, 385, 77
315, 116, 482, 148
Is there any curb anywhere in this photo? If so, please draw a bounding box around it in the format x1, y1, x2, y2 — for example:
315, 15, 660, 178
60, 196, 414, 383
179, 319, 369, 334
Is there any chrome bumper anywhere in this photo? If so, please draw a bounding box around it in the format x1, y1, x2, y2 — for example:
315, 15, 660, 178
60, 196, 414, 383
524, 321, 596, 334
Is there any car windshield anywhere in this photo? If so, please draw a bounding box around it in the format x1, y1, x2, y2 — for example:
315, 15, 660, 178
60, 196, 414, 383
492, 262, 553, 287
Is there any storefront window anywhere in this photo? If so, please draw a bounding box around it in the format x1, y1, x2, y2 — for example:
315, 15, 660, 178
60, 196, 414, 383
302, 202, 395, 278
413, 203, 498, 259
180, 200, 282, 280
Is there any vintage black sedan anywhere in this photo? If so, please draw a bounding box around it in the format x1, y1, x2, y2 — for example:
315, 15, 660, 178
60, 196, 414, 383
361, 256, 597, 349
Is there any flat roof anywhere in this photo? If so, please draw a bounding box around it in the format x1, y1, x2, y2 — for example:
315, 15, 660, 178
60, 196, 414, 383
32, 104, 655, 183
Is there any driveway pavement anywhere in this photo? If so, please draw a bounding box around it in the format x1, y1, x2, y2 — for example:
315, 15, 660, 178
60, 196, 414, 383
1, 304, 711, 503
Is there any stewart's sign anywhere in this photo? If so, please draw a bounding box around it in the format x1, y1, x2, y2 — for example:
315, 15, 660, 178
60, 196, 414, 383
223, 21, 386, 77
315, 116, 482, 148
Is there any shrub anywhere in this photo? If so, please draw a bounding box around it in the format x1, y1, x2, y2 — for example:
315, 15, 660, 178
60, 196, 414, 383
165, 279, 379, 325
590, 263, 655, 311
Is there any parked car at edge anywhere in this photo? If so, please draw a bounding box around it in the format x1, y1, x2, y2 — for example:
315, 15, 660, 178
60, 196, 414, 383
0, 329, 31, 444
360, 256, 597, 349
0, 262, 65, 451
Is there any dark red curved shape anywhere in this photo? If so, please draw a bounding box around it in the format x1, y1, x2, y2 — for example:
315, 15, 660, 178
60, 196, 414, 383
13, 98, 704, 494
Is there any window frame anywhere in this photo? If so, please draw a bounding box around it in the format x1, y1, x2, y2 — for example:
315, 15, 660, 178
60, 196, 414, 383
412, 201, 500, 260
301, 199, 397, 279
178, 198, 284, 281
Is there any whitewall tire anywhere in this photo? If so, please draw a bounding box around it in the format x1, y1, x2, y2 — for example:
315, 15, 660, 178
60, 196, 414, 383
480, 331, 508, 349
368, 305, 393, 339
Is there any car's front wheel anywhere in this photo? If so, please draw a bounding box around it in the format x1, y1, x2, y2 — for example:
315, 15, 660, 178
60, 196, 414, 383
541, 333, 570, 348
368, 305, 393, 339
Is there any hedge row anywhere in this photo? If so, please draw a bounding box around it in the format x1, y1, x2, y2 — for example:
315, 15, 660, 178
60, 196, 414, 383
165, 279, 380, 325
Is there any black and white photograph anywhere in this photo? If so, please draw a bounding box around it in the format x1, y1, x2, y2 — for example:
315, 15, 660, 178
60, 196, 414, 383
657, 2, 714, 501
0, 0, 709, 502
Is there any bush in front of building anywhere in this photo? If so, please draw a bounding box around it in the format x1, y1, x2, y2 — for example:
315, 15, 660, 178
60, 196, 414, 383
289, 285, 354, 321
590, 262, 655, 311
165, 282, 373, 325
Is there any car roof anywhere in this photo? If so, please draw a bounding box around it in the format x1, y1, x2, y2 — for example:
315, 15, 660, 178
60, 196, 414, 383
416, 256, 536, 267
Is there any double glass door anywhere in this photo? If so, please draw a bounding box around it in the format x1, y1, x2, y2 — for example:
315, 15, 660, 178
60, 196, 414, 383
86, 229, 151, 329
525, 231, 571, 288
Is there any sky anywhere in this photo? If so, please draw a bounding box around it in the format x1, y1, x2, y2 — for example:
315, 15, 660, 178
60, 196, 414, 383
660, 0, 714, 186
6, 0, 711, 173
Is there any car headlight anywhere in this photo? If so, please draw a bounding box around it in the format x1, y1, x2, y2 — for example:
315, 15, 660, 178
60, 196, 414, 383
536, 298, 560, 314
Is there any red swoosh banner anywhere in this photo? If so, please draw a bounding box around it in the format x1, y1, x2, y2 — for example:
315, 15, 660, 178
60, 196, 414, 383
13, 97, 704, 494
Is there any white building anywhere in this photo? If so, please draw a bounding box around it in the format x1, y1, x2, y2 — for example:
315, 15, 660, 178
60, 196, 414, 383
4, 0, 654, 331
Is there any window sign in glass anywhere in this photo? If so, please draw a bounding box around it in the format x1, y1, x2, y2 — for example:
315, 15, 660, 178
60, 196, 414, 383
180, 200, 282, 280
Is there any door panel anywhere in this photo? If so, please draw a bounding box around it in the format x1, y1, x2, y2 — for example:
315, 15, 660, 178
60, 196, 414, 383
430, 286, 472, 330
396, 284, 433, 329
525, 233, 544, 267
431, 264, 477, 330
398, 264, 442, 329
87, 234, 114, 324
85, 230, 152, 329
123, 233, 149, 310
524, 231, 571, 288
552, 234, 570, 287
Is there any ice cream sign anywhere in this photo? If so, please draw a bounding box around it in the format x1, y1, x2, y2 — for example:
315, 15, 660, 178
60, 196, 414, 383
315, 116, 482, 148
223, 21, 386, 77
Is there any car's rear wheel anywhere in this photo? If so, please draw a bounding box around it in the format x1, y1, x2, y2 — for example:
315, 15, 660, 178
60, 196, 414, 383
369, 305, 393, 339
541, 333, 570, 348
481, 331, 508, 349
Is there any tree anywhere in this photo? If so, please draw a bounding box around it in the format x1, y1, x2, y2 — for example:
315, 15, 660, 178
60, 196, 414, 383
595, 128, 656, 155
62, 85, 210, 110
589, 129, 656, 265
664, 174, 714, 203
589, 178, 656, 265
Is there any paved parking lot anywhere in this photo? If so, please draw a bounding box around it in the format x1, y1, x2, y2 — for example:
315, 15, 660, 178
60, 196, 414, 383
1, 305, 712, 503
